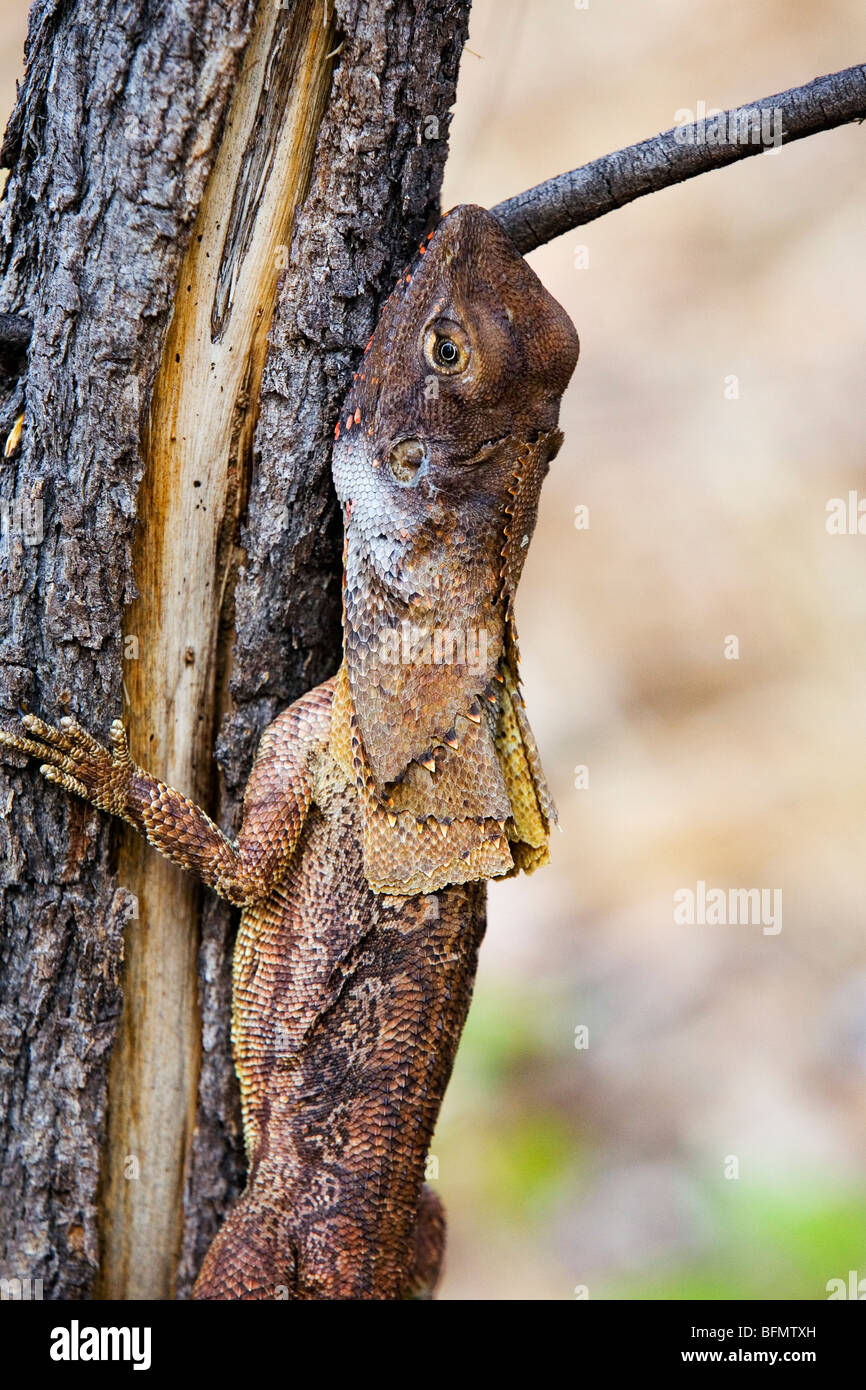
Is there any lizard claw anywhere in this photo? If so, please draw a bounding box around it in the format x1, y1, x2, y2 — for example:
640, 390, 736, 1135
0, 711, 131, 814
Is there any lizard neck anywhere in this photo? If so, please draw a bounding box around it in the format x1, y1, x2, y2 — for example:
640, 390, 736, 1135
331, 430, 562, 896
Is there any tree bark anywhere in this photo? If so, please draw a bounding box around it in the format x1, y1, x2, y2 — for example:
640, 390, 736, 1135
0, 0, 472, 1301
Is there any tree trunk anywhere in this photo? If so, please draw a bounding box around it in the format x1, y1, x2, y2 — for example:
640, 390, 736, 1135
0, 0, 472, 1301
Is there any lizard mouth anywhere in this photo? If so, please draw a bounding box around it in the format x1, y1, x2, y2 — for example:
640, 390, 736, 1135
462, 436, 507, 466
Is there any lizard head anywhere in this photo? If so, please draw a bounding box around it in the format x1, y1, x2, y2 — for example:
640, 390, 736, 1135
334, 202, 579, 489
331, 204, 580, 894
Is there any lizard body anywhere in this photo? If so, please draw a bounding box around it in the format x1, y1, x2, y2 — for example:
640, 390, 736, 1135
0, 204, 579, 1298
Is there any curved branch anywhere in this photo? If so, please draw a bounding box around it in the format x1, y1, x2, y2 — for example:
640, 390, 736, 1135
491, 64, 866, 253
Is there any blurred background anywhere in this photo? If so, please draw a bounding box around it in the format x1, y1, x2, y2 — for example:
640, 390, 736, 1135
437, 0, 866, 1299
3, 0, 865, 1300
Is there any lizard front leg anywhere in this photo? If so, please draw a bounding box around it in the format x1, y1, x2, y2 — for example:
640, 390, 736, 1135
0, 685, 332, 908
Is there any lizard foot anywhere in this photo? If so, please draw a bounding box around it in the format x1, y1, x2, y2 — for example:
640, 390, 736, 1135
0, 713, 133, 815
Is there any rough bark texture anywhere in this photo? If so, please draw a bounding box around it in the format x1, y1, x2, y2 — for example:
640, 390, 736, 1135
178, 0, 474, 1295
0, 0, 473, 1301
0, 0, 259, 1301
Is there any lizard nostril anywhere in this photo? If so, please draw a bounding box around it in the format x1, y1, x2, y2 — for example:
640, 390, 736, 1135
387, 438, 427, 485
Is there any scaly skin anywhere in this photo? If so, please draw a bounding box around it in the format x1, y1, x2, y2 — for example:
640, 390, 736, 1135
0, 204, 579, 1298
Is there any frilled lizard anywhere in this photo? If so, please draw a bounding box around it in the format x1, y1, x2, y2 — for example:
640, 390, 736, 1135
0, 204, 579, 1299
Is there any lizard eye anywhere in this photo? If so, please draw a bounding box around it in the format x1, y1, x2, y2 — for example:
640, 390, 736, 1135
423, 319, 470, 375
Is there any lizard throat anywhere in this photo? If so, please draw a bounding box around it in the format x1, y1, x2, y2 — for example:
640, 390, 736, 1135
332, 429, 564, 895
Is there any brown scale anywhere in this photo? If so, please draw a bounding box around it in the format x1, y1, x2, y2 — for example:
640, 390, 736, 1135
341, 504, 506, 789
330, 663, 512, 895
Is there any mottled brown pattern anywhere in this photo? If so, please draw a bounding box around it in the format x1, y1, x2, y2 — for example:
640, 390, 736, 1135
0, 205, 579, 1297
202, 718, 486, 1297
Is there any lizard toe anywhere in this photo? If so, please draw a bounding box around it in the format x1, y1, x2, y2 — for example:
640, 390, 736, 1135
59, 715, 108, 757
0, 728, 53, 762
21, 712, 78, 753
39, 764, 89, 799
